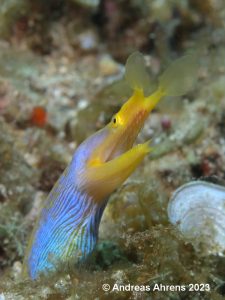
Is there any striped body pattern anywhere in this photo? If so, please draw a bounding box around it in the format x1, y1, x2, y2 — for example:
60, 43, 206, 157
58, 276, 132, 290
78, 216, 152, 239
24, 131, 108, 280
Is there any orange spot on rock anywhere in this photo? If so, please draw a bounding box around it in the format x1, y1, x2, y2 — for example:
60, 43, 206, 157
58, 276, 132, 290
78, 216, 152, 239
31, 106, 47, 127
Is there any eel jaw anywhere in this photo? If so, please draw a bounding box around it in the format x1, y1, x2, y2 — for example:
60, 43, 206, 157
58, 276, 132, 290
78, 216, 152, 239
100, 108, 148, 164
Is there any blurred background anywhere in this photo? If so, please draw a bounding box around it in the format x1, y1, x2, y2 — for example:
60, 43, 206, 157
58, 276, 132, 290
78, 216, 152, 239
0, 0, 225, 299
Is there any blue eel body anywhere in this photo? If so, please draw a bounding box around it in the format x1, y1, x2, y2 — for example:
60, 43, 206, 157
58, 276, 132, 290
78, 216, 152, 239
26, 130, 109, 279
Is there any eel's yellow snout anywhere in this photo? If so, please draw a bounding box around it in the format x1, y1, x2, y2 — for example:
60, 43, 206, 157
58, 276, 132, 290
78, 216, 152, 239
81, 51, 198, 201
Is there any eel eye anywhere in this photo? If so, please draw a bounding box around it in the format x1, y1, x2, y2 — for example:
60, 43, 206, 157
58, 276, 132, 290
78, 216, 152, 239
111, 114, 122, 127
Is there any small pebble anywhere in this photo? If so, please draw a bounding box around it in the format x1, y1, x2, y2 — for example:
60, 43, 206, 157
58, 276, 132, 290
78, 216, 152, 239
99, 55, 120, 76
78, 30, 98, 51
161, 115, 171, 130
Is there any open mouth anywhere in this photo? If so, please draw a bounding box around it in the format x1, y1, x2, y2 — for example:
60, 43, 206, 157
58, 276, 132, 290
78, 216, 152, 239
106, 117, 146, 163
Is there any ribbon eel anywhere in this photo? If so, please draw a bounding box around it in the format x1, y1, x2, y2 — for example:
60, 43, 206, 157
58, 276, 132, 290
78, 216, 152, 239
23, 52, 197, 279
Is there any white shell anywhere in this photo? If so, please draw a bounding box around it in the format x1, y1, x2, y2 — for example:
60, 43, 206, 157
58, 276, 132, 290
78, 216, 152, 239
168, 181, 225, 255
